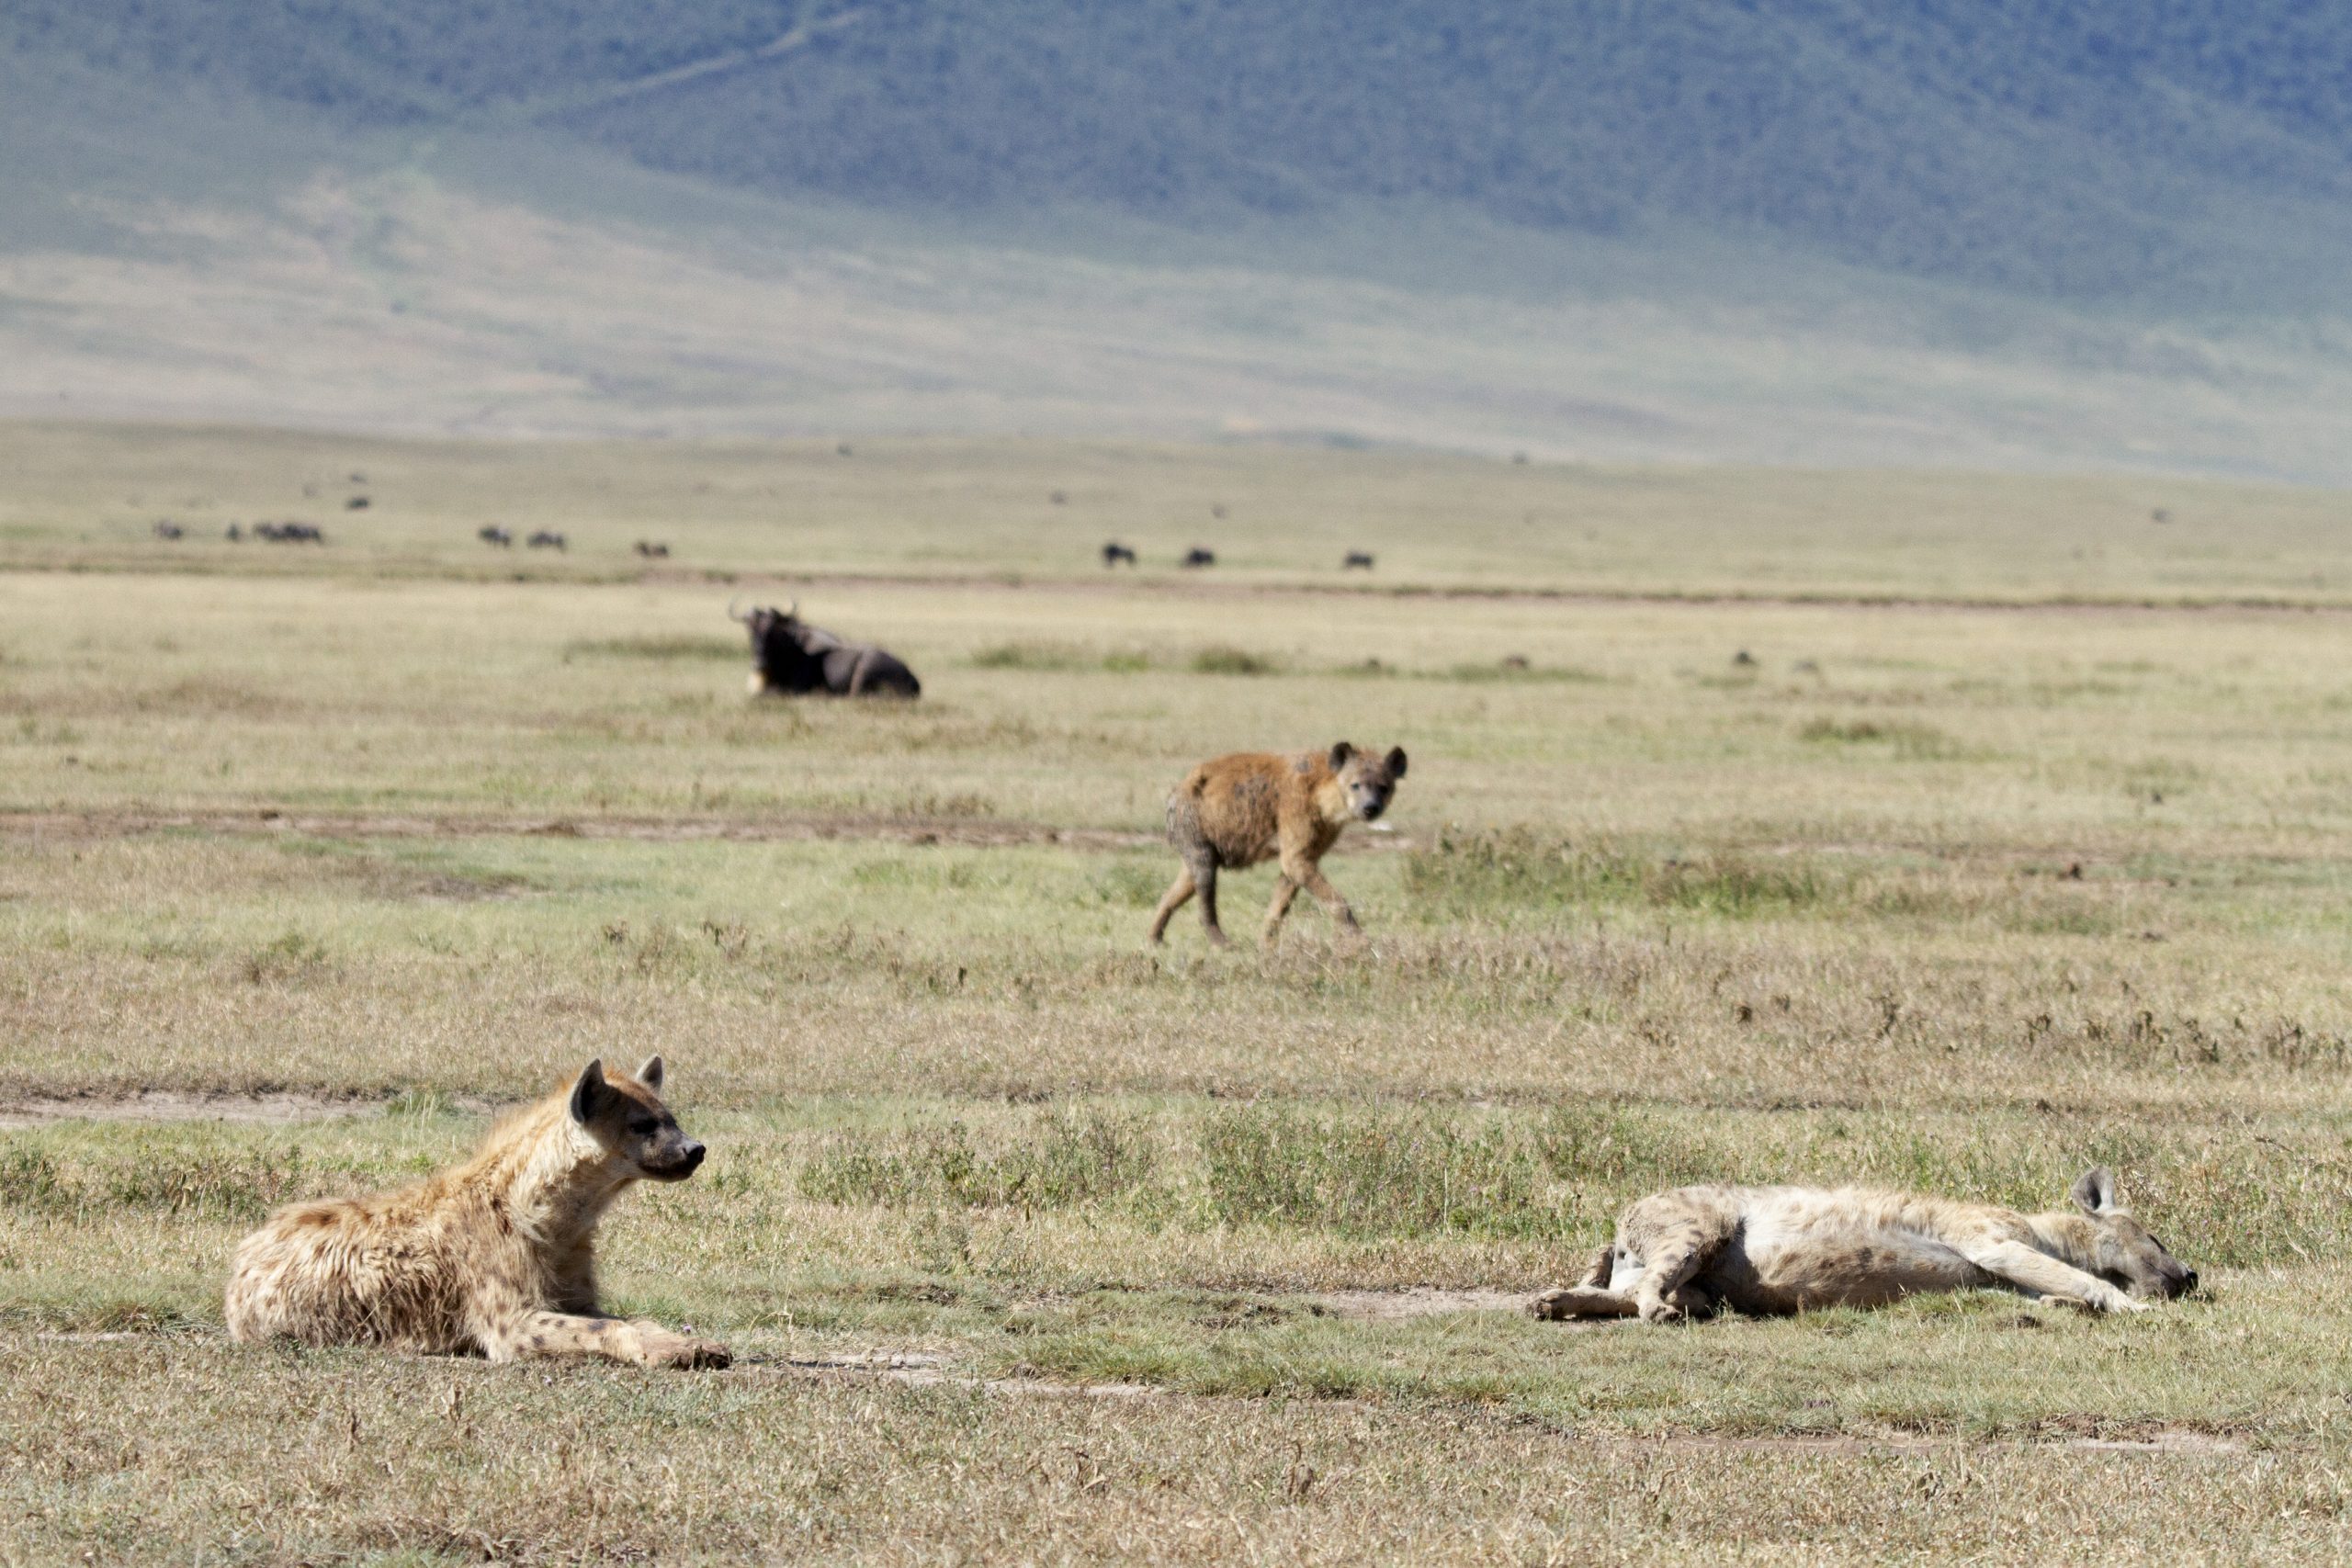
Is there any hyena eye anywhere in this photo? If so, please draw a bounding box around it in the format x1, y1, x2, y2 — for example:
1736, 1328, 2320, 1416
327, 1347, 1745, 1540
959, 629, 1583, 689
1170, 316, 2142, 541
628, 1117, 658, 1135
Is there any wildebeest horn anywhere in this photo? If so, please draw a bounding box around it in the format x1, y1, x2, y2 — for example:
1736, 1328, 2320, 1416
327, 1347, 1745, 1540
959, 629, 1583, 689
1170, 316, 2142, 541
728, 596, 750, 623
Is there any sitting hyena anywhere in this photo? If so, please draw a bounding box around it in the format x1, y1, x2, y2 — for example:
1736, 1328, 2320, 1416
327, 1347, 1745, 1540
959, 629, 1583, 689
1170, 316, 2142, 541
225, 1057, 729, 1369
1148, 740, 1407, 948
1530, 1168, 2196, 1324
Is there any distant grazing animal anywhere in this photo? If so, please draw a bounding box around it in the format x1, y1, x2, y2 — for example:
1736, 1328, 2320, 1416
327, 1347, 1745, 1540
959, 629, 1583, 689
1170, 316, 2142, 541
731, 598, 921, 698
345, 495, 370, 511
255, 522, 323, 544
1342, 551, 1374, 570
223, 524, 243, 542
1149, 740, 1408, 949
1182, 547, 1216, 569
527, 530, 567, 551
1529, 1168, 2196, 1325
478, 525, 514, 548
1102, 541, 1137, 568
1210, 503, 1228, 520
224, 1056, 729, 1369
634, 540, 671, 558
151, 521, 185, 540
1050, 490, 1069, 505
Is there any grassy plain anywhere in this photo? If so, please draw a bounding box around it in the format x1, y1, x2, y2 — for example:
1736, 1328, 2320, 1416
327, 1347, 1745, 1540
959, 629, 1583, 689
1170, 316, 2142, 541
6, 423, 2352, 1562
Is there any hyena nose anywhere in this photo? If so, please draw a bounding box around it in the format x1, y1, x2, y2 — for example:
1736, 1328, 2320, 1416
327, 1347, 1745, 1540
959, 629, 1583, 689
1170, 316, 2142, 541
2180, 1269, 2198, 1293
679, 1141, 706, 1171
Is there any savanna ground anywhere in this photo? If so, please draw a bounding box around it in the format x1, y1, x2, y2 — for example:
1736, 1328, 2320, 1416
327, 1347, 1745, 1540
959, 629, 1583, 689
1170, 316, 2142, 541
6, 422, 2352, 1562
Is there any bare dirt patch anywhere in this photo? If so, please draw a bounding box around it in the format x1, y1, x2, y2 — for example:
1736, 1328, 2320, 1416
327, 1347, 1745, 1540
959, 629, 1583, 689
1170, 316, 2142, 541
7, 1325, 2253, 1457
741, 1347, 2243, 1453
1312, 1286, 1540, 1321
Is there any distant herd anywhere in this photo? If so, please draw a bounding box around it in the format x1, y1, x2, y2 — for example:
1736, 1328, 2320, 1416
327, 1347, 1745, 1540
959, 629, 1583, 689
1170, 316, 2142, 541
146, 519, 1373, 573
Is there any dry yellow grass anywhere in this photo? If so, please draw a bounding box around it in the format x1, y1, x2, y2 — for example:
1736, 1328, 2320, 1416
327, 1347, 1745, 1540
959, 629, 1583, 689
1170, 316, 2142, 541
6, 423, 2352, 1562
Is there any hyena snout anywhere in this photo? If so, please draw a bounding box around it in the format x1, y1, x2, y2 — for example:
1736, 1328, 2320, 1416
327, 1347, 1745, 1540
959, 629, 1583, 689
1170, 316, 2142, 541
646, 1138, 706, 1181
2108, 1229, 2197, 1299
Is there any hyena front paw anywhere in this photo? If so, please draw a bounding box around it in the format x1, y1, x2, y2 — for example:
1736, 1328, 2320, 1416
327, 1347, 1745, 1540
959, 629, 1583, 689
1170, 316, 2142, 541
1527, 1288, 1575, 1320
638, 1325, 732, 1369
659, 1336, 733, 1370
1636, 1294, 1686, 1325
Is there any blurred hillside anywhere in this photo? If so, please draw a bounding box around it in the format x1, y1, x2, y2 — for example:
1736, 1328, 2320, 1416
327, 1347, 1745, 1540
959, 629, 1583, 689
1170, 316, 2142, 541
4, 3, 2349, 475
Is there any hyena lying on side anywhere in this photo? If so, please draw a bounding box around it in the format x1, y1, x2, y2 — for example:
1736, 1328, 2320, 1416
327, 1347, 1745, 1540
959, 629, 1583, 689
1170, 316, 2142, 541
225, 1057, 729, 1368
1148, 740, 1407, 948
1530, 1168, 2196, 1324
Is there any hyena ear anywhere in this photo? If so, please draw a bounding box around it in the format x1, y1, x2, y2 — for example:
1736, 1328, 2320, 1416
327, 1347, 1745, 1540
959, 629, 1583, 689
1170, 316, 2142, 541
635, 1055, 665, 1094
1328, 741, 1356, 770
2070, 1166, 2120, 1214
1385, 746, 1408, 778
569, 1059, 610, 1126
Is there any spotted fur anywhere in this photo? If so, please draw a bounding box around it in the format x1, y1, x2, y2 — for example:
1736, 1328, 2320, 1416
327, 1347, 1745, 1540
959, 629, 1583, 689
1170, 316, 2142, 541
1148, 740, 1407, 948
1530, 1168, 2197, 1324
224, 1057, 728, 1369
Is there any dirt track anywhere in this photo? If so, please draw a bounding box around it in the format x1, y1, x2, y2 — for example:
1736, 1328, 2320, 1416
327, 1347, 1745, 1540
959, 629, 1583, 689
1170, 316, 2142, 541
0, 807, 1415, 854
23, 1328, 2242, 1454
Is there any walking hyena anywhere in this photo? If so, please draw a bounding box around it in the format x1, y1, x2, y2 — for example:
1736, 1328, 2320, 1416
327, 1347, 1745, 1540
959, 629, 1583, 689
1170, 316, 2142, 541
1148, 740, 1407, 948
224, 1057, 729, 1368
1529, 1168, 2196, 1324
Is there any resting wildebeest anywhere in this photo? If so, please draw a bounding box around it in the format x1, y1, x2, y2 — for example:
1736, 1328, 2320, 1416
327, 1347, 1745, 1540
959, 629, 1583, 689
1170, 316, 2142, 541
1182, 547, 1217, 569
527, 530, 567, 551
1343, 551, 1374, 570
730, 600, 921, 698
479, 526, 513, 548
1102, 542, 1137, 568
152, 521, 185, 540
635, 540, 670, 558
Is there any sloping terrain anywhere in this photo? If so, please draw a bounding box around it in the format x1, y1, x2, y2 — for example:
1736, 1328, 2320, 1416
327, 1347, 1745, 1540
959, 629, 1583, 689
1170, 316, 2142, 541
3, 5, 2349, 475
15, 0, 2352, 303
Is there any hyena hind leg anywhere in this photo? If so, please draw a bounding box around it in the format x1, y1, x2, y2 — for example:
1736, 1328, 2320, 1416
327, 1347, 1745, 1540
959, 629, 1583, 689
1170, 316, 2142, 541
1147, 870, 1196, 944
1192, 862, 1229, 946
1625, 1211, 1736, 1323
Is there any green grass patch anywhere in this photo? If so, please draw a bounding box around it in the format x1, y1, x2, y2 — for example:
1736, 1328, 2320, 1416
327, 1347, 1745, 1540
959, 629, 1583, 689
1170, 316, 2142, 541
1797, 716, 1969, 759
1406, 827, 1838, 920
798, 1111, 1155, 1214
561, 635, 741, 661
969, 640, 1150, 672
1188, 645, 1283, 676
